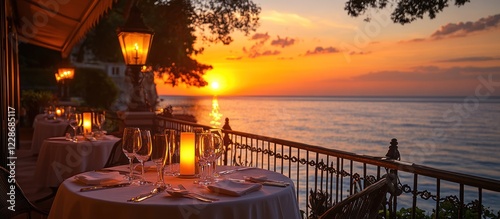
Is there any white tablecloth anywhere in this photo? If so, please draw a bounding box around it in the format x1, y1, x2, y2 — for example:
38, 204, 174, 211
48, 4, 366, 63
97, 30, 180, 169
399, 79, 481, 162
34, 136, 120, 188
31, 116, 69, 155
48, 166, 302, 219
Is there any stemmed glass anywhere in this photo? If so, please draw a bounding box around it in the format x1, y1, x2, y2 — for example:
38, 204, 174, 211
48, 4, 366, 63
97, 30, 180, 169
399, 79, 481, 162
210, 128, 224, 179
93, 111, 106, 133
151, 133, 169, 187
136, 129, 152, 184
67, 113, 82, 142
164, 129, 178, 176
197, 132, 217, 185
122, 127, 141, 182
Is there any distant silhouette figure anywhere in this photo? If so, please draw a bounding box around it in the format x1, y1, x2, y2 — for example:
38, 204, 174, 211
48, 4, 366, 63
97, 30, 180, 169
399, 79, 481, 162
385, 138, 401, 160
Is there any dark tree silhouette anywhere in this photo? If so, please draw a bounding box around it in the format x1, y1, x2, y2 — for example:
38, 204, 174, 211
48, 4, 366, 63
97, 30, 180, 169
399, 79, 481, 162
81, 0, 260, 88
344, 0, 471, 24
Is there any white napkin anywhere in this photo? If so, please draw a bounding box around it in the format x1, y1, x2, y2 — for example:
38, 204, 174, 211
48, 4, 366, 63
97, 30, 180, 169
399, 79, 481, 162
74, 171, 124, 185
207, 180, 262, 196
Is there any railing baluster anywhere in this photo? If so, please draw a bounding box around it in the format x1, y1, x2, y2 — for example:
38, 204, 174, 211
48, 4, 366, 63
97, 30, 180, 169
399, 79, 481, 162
435, 178, 440, 219
349, 160, 353, 196
478, 187, 482, 219
411, 174, 418, 219
336, 156, 340, 204
459, 183, 464, 219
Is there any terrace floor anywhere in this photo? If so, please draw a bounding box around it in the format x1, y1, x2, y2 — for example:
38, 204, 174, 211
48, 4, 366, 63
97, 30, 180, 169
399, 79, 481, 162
12, 127, 54, 219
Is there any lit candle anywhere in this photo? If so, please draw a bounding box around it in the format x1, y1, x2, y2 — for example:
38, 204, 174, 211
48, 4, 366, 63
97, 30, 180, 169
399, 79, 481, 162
180, 132, 195, 176
82, 112, 92, 134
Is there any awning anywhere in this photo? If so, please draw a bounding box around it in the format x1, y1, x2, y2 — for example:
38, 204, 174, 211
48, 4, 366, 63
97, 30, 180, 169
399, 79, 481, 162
13, 0, 116, 57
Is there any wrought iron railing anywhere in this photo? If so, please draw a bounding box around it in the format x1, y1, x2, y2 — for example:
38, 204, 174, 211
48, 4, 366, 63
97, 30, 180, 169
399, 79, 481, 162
155, 115, 500, 219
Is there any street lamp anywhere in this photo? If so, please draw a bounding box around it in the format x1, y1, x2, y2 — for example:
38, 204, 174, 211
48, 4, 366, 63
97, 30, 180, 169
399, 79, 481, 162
55, 59, 75, 101
117, 3, 154, 111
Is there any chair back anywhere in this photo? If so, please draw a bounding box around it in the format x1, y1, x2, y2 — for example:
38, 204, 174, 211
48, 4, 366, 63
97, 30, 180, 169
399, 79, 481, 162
1, 166, 48, 218
104, 139, 130, 168
319, 177, 389, 219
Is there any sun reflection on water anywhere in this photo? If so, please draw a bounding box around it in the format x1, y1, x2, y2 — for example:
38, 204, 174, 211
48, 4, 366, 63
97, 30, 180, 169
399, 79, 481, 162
209, 95, 223, 127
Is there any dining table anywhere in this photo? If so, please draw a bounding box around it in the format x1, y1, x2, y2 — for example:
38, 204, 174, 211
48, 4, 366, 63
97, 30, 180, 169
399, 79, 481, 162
31, 115, 69, 155
48, 165, 302, 219
34, 135, 120, 188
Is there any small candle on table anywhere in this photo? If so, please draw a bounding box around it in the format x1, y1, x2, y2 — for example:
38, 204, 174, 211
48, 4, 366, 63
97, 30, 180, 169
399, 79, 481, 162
83, 112, 92, 134
180, 132, 195, 176
55, 108, 62, 117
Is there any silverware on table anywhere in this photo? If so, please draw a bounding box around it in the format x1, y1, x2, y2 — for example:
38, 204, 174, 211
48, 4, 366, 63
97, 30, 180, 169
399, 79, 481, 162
218, 167, 254, 175
80, 182, 131, 192
127, 186, 166, 202
166, 189, 214, 203
228, 177, 289, 187
178, 184, 219, 201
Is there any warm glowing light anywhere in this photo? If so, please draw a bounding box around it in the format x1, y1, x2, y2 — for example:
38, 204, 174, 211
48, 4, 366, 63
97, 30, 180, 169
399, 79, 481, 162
83, 112, 92, 134
180, 132, 195, 176
209, 96, 223, 127
211, 81, 220, 90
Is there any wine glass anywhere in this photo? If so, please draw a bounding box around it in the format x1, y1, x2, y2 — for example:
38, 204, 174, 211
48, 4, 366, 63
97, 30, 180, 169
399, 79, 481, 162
164, 129, 179, 176
122, 127, 141, 182
93, 112, 106, 139
197, 132, 216, 185
68, 113, 82, 142
136, 129, 152, 184
93, 111, 106, 132
209, 128, 224, 179
151, 133, 169, 187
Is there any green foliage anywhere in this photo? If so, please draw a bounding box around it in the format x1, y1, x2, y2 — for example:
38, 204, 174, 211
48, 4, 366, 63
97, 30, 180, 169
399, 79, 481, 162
21, 90, 55, 125
393, 207, 430, 219
388, 198, 500, 219
431, 197, 500, 219
21, 90, 54, 110
71, 68, 118, 109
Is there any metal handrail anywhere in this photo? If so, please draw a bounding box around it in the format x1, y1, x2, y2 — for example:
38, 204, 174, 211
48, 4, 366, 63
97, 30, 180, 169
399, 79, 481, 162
155, 115, 500, 219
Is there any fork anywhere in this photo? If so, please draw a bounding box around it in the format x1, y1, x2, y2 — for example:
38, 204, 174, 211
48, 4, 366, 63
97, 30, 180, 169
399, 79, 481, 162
178, 185, 219, 201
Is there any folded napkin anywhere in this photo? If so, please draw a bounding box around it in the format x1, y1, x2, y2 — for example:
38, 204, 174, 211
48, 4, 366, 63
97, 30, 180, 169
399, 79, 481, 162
74, 171, 124, 185
207, 180, 262, 196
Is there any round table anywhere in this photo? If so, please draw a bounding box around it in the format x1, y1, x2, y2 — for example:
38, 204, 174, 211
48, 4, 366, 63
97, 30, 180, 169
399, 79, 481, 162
34, 135, 120, 188
48, 166, 302, 219
31, 116, 69, 155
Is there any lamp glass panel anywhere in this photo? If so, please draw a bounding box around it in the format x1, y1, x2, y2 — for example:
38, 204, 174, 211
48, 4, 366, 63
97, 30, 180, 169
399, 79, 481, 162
118, 31, 153, 65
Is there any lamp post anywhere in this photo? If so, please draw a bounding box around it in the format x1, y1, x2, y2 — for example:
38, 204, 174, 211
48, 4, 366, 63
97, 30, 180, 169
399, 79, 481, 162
55, 60, 75, 101
117, 4, 154, 112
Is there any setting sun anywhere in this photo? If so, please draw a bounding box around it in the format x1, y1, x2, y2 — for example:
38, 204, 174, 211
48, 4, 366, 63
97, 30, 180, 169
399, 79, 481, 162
211, 81, 220, 90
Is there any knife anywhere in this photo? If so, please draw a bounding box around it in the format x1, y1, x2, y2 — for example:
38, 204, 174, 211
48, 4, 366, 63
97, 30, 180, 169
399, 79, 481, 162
244, 177, 290, 187
80, 182, 131, 192
218, 167, 254, 175
228, 178, 289, 187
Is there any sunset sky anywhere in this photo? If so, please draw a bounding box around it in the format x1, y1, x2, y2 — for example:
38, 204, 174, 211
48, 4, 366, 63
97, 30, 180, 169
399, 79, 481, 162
157, 0, 500, 96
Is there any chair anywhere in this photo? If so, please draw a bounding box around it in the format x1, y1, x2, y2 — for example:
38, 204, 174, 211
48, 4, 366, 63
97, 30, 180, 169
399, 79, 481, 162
319, 177, 389, 219
104, 139, 130, 168
1, 166, 49, 219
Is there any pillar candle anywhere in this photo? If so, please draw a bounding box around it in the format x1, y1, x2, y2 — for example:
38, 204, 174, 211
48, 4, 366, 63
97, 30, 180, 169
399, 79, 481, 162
83, 112, 92, 134
180, 132, 195, 176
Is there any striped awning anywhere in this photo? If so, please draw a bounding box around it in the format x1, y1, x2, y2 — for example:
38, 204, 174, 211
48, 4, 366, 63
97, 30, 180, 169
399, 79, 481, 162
13, 0, 116, 57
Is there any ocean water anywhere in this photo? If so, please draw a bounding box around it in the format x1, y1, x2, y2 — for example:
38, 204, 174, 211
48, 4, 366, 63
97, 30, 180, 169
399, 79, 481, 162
158, 95, 500, 210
